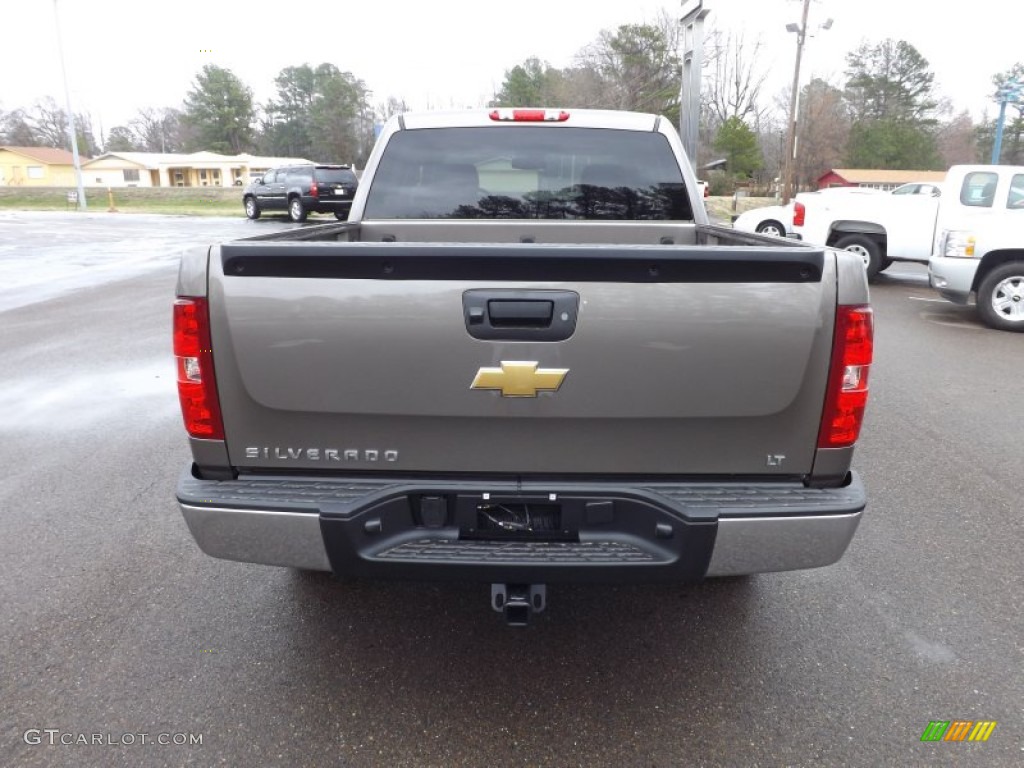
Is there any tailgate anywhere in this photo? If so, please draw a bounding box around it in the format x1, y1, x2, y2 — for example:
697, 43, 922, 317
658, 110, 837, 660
209, 242, 835, 476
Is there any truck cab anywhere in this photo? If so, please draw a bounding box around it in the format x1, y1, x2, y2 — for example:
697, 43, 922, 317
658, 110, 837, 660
928, 165, 1024, 331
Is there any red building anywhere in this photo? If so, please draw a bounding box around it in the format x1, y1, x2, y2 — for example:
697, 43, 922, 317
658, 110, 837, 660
816, 168, 946, 191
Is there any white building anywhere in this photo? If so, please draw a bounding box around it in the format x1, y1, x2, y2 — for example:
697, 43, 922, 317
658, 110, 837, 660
81, 152, 315, 188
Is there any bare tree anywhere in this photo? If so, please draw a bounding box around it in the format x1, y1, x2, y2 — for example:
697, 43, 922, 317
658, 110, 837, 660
130, 108, 185, 153
29, 97, 69, 147
936, 110, 978, 167
573, 11, 682, 123
13, 97, 99, 155
554, 65, 607, 109
702, 27, 771, 132
376, 97, 408, 124
754, 99, 787, 191
0, 108, 38, 145
795, 78, 852, 190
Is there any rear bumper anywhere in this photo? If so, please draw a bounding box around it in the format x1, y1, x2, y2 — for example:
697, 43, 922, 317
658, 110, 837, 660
177, 465, 865, 580
928, 256, 978, 304
307, 195, 353, 214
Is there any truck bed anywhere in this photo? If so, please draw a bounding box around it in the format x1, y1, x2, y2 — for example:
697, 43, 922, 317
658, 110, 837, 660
186, 225, 835, 480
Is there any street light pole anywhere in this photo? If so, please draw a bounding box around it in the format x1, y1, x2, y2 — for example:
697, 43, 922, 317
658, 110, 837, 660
781, 0, 811, 204
53, 0, 86, 210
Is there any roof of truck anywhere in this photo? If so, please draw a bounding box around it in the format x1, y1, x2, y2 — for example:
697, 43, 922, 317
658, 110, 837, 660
398, 109, 662, 132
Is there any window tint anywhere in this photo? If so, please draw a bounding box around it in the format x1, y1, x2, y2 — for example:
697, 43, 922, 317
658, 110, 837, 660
960, 171, 998, 208
1007, 174, 1024, 209
364, 127, 693, 221
315, 168, 357, 183
262, 170, 276, 183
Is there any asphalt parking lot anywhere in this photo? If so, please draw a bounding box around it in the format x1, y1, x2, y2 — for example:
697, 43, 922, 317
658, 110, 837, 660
0, 213, 1021, 767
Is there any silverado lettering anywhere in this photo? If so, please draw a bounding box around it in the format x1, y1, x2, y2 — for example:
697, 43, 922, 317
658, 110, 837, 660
244, 447, 399, 462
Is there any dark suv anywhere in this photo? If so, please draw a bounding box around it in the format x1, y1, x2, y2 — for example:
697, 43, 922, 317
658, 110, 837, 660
243, 164, 358, 222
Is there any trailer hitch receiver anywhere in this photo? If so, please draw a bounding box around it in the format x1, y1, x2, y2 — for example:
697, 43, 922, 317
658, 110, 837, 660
491, 583, 546, 626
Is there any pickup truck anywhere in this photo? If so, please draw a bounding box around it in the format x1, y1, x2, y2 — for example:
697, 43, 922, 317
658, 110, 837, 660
174, 108, 872, 624
792, 184, 938, 279
928, 165, 1024, 332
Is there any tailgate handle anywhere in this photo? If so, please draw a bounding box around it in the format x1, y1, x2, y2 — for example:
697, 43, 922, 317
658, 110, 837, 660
487, 300, 553, 327
463, 290, 579, 342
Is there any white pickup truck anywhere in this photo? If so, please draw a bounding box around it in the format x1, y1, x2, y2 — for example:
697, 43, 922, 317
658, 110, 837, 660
793, 182, 940, 279
928, 166, 1024, 331
794, 165, 1024, 331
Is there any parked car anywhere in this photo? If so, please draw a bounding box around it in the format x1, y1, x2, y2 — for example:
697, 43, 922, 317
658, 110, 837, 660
732, 203, 792, 237
243, 164, 358, 222
892, 181, 942, 197
732, 189, 877, 238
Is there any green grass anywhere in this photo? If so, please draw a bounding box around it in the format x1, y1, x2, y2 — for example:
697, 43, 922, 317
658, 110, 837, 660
0, 186, 781, 222
0, 186, 242, 216
705, 196, 778, 224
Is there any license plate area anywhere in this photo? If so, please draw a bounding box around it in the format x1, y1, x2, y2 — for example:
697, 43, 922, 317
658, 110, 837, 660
460, 495, 577, 542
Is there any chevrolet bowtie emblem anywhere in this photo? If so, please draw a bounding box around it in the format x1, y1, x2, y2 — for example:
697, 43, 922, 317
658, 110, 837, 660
471, 361, 569, 397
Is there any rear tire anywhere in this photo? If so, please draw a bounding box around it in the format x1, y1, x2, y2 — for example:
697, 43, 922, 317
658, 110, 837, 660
244, 196, 261, 220
334, 210, 348, 221
835, 234, 883, 280
288, 197, 307, 222
976, 262, 1024, 332
755, 220, 785, 237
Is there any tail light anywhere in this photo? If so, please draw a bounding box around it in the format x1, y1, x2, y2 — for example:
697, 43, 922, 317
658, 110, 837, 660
309, 181, 319, 197
173, 297, 224, 440
793, 201, 805, 227
818, 305, 873, 448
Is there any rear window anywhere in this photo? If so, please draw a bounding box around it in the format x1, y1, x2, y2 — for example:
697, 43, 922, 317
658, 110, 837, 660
315, 168, 357, 183
364, 127, 693, 220
286, 167, 313, 182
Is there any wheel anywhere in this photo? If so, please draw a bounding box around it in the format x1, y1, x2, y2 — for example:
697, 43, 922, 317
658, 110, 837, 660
976, 262, 1024, 332
288, 197, 307, 222
755, 220, 785, 237
334, 210, 349, 221
244, 196, 261, 220
835, 234, 883, 280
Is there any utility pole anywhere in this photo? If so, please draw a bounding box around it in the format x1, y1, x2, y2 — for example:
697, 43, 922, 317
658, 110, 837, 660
53, 0, 86, 210
781, 0, 811, 204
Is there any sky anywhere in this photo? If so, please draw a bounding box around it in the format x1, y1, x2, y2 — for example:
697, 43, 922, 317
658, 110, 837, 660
1, 0, 1017, 138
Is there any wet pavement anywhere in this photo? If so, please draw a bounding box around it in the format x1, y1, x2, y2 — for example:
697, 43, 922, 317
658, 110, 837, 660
0, 215, 1021, 767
